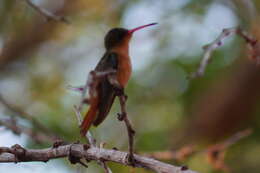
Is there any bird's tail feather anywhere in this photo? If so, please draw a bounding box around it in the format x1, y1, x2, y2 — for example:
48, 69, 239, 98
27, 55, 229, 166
80, 98, 99, 136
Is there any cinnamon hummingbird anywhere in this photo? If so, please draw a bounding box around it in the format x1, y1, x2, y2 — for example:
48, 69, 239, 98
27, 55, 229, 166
80, 23, 157, 136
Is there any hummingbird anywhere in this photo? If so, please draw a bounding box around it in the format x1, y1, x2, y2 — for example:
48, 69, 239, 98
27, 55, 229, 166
80, 23, 157, 136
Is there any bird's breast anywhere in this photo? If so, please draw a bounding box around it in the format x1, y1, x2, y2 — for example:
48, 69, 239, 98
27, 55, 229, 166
117, 55, 132, 87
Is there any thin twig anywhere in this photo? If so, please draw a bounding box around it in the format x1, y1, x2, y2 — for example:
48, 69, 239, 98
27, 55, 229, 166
118, 94, 135, 164
73, 106, 96, 146
98, 142, 113, 173
0, 118, 53, 143
191, 27, 259, 78
99, 161, 112, 173
208, 128, 252, 151
144, 145, 195, 161
0, 94, 57, 140
205, 129, 252, 172
144, 128, 252, 162
0, 144, 198, 173
24, 0, 69, 23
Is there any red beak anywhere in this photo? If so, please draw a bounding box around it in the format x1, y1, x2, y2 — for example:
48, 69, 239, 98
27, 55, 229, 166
128, 23, 157, 34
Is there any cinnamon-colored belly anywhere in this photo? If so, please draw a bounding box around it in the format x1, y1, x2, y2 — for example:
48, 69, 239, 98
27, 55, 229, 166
117, 56, 132, 87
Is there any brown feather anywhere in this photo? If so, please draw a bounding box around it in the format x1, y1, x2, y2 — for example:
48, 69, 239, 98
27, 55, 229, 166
80, 33, 132, 135
93, 78, 117, 126
80, 97, 99, 136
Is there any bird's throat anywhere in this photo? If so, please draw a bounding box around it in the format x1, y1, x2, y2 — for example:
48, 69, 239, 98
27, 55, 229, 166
111, 38, 130, 56
111, 43, 132, 87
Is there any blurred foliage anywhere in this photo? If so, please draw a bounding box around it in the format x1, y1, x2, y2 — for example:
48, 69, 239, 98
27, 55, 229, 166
0, 0, 260, 173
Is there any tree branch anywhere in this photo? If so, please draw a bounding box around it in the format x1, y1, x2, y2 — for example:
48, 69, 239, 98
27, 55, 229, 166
24, 0, 69, 23
144, 145, 195, 161
144, 129, 251, 172
191, 27, 259, 78
117, 94, 135, 163
0, 118, 53, 144
0, 94, 58, 142
0, 144, 197, 173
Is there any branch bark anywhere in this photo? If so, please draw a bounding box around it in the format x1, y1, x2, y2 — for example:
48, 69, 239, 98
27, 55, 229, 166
0, 144, 197, 173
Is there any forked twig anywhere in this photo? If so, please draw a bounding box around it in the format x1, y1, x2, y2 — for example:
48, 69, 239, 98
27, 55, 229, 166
205, 128, 252, 172
191, 27, 259, 78
144, 128, 252, 171
208, 128, 252, 151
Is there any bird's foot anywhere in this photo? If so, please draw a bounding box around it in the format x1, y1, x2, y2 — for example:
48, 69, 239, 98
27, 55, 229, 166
68, 144, 88, 168
114, 87, 127, 99
117, 112, 126, 121
126, 152, 136, 166
52, 140, 67, 148
11, 144, 27, 163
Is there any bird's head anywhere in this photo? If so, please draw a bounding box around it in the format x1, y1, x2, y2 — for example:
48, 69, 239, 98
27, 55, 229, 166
104, 23, 157, 50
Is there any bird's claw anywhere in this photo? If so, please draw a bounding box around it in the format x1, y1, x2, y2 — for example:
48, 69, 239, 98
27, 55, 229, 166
11, 144, 27, 163
117, 112, 126, 121
52, 140, 66, 148
68, 144, 88, 168
114, 87, 127, 98
126, 153, 136, 166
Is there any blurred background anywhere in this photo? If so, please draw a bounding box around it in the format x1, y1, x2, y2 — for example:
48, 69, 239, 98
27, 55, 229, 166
0, 0, 260, 172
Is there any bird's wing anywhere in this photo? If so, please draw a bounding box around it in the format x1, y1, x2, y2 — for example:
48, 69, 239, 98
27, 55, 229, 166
93, 52, 118, 126
80, 52, 118, 136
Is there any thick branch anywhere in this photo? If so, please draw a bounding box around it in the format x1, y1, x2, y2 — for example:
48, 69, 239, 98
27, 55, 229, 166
0, 144, 197, 173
